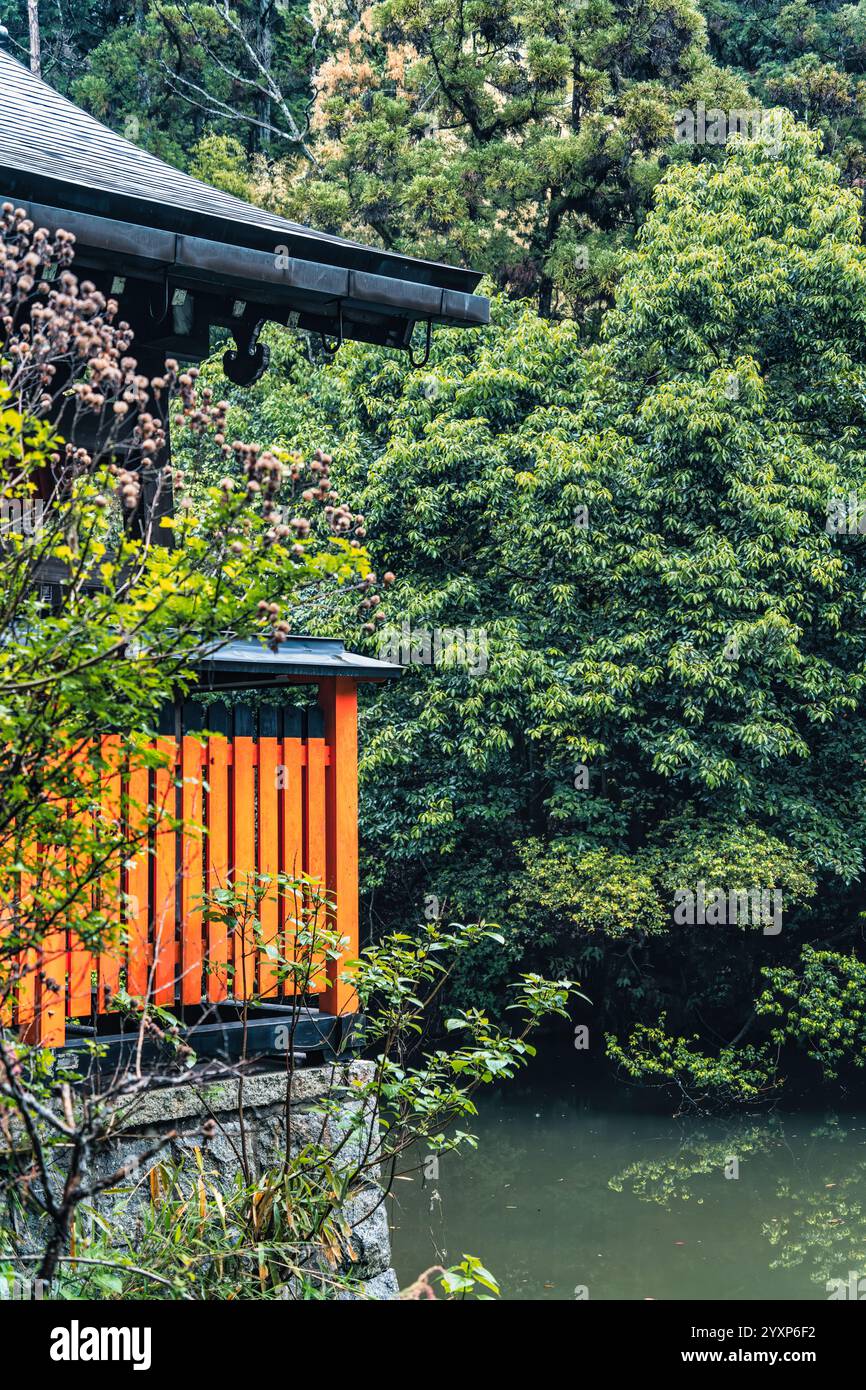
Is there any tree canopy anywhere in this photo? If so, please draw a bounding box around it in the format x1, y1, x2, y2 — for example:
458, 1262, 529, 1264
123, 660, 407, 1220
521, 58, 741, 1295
212, 117, 866, 1096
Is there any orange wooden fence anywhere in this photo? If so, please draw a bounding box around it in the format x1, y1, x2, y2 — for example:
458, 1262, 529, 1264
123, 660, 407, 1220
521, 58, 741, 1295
5, 677, 359, 1047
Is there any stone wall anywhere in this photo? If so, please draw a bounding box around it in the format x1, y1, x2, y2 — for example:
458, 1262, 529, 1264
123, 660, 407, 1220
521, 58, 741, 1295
85, 1061, 399, 1300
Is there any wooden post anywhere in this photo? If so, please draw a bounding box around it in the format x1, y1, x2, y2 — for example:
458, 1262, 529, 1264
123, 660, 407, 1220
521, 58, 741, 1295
319, 677, 358, 1016
232, 704, 257, 1000
152, 737, 177, 1006
279, 709, 304, 993
205, 704, 230, 1002
304, 710, 328, 996
257, 706, 280, 998
125, 758, 150, 999
180, 711, 205, 1006
97, 734, 123, 1007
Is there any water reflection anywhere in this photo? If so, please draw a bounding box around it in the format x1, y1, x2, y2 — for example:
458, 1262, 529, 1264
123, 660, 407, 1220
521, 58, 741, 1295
610, 1114, 866, 1293
389, 1052, 866, 1300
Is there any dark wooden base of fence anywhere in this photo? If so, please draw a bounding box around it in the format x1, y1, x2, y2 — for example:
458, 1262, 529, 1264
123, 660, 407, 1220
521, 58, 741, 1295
59, 1003, 358, 1070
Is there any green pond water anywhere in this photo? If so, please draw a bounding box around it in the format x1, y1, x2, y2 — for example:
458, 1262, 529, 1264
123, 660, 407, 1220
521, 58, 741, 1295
388, 1045, 866, 1301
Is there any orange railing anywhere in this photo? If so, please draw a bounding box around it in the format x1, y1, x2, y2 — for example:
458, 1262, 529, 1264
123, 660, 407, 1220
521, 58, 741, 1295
4, 677, 359, 1047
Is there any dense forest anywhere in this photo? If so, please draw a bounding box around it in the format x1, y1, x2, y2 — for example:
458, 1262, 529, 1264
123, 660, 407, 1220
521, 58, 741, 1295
6, 0, 866, 1111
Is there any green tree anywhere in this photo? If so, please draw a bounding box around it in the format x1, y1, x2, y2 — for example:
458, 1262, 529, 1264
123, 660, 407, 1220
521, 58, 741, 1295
0, 1, 315, 167
288, 0, 747, 323
703, 0, 866, 180
215, 116, 866, 1095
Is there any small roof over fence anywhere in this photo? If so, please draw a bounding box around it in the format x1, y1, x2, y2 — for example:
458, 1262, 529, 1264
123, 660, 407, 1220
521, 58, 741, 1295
195, 636, 402, 686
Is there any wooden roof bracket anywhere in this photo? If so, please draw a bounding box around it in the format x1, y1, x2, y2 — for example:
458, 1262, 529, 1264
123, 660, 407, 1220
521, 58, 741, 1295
223, 310, 270, 385
147, 266, 171, 326
407, 315, 434, 369
318, 299, 344, 358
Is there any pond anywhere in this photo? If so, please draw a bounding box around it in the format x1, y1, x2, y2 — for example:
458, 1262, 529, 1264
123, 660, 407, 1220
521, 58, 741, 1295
388, 1043, 866, 1301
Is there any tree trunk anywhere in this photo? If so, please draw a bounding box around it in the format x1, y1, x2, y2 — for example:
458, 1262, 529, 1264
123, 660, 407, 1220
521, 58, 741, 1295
135, 0, 150, 109
27, 0, 41, 77
256, 0, 274, 152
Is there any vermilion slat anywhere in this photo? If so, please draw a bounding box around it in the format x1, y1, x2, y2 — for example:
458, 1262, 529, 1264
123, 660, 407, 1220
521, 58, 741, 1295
304, 734, 328, 995
180, 736, 205, 1005
257, 732, 280, 999
232, 732, 257, 999
125, 759, 150, 999
205, 733, 229, 1001
279, 737, 304, 997
152, 740, 177, 1006
32, 846, 67, 1046
0, 892, 15, 1027
97, 735, 123, 1010
320, 678, 360, 1016
12, 869, 35, 1032
66, 747, 93, 1020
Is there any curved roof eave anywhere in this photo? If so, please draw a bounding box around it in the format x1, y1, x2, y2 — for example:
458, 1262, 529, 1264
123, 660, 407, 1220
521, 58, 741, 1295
0, 48, 484, 298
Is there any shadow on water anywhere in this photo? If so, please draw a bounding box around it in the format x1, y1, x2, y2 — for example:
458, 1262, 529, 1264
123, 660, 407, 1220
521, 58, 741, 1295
388, 1036, 866, 1300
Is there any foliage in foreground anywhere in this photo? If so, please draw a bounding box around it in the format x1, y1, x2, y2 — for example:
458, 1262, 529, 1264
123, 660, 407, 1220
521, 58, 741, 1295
2, 902, 577, 1299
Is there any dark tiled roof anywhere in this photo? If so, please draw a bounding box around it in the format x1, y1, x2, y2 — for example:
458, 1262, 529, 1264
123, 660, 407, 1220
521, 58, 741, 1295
195, 637, 402, 682
0, 48, 481, 294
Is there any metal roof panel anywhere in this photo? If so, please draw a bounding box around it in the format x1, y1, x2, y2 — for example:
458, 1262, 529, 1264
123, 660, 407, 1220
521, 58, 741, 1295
194, 636, 403, 683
